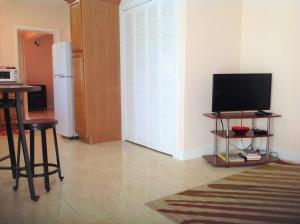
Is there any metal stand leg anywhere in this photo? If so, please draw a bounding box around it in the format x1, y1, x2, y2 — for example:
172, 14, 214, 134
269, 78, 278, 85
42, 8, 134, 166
41, 130, 50, 192
15, 92, 39, 201
214, 119, 218, 155
226, 139, 230, 167
3, 93, 17, 178
251, 118, 255, 150
53, 127, 64, 181
226, 119, 230, 167
30, 130, 35, 176
266, 117, 271, 160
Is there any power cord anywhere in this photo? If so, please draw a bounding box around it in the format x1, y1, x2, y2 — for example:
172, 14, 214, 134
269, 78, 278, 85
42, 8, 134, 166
230, 142, 241, 150
270, 151, 279, 159
230, 140, 251, 151
254, 138, 263, 151
220, 118, 224, 131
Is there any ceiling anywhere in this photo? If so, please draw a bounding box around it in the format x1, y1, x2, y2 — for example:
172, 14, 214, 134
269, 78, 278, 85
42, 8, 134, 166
0, 0, 66, 7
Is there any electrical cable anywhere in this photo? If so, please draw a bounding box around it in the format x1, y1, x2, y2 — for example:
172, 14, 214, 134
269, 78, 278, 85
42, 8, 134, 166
230, 142, 241, 150
221, 118, 224, 131
241, 138, 245, 150
270, 151, 279, 159
255, 138, 263, 151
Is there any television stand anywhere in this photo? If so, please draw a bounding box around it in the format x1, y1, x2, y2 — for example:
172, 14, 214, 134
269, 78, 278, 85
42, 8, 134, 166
203, 112, 281, 167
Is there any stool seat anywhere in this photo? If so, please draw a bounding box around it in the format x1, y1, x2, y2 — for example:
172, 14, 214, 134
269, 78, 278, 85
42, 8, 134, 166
23, 119, 58, 130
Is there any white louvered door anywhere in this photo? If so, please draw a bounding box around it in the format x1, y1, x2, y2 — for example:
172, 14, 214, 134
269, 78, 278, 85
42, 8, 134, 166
124, 10, 136, 143
146, 1, 161, 150
122, 0, 178, 155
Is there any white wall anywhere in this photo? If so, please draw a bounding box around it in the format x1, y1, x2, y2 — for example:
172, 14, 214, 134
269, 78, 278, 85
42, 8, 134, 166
240, 0, 300, 162
120, 0, 300, 162
182, 0, 242, 157
0, 0, 70, 66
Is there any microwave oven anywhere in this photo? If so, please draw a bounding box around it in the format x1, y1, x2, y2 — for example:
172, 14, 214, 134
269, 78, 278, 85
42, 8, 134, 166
0, 69, 19, 82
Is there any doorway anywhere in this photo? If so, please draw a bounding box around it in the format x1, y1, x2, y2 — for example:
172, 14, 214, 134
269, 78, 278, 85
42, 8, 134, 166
18, 30, 55, 119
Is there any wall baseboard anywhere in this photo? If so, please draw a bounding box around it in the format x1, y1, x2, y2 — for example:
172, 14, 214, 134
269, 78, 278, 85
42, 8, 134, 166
173, 145, 213, 161
173, 146, 300, 163
273, 148, 300, 163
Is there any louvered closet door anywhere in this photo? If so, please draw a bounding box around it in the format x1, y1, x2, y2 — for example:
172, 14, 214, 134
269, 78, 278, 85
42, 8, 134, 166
124, 4, 148, 145
157, 0, 177, 154
123, 0, 178, 155
134, 6, 148, 146
124, 10, 136, 143
146, 1, 161, 150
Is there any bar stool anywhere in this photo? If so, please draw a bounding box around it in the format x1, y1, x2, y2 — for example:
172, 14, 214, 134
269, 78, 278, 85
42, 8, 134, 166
14, 119, 64, 193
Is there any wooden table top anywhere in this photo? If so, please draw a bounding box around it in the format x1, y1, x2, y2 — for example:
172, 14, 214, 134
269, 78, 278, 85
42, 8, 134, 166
0, 84, 41, 92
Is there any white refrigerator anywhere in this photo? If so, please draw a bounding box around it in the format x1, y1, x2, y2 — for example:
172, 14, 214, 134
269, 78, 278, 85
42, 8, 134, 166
52, 42, 77, 138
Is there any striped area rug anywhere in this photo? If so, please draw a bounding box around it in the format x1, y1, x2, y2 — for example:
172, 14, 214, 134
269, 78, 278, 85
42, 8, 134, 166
146, 162, 300, 224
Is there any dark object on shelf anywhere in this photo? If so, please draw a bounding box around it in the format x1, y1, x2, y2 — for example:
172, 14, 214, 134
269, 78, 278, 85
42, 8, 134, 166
28, 85, 47, 111
210, 130, 273, 139
14, 119, 64, 193
255, 110, 272, 116
253, 128, 268, 135
238, 153, 248, 161
231, 126, 250, 135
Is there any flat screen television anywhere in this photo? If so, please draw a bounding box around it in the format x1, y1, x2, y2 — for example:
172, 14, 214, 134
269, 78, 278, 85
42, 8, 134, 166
212, 73, 272, 112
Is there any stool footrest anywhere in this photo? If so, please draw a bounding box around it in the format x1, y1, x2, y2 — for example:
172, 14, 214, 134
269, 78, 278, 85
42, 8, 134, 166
18, 163, 59, 178
0, 166, 13, 170
0, 155, 10, 162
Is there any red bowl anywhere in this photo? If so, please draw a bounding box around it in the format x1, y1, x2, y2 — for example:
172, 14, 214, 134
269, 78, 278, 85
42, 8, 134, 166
232, 126, 250, 135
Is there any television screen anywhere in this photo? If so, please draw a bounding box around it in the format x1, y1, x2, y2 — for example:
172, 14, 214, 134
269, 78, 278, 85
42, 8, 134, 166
212, 73, 272, 112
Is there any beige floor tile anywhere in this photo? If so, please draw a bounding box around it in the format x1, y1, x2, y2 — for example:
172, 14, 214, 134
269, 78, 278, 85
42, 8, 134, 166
0, 134, 254, 224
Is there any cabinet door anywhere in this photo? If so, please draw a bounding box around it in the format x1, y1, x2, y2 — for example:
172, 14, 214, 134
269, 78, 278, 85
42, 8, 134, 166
72, 53, 86, 137
72, 52, 85, 97
74, 96, 86, 137
70, 0, 83, 51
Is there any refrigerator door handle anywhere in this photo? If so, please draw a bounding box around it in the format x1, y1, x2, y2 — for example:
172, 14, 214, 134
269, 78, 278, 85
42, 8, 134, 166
55, 74, 72, 78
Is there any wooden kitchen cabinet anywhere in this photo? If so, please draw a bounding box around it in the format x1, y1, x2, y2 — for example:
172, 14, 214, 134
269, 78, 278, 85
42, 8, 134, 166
70, 0, 83, 52
72, 52, 86, 137
74, 96, 86, 137
72, 52, 85, 97
65, 0, 121, 144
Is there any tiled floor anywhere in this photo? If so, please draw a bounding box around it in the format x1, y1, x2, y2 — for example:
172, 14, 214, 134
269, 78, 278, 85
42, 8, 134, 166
0, 133, 249, 224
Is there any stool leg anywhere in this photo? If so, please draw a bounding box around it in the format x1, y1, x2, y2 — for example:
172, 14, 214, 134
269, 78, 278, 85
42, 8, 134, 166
3, 93, 17, 179
15, 92, 39, 201
53, 127, 64, 181
30, 130, 35, 176
13, 134, 21, 191
41, 129, 50, 192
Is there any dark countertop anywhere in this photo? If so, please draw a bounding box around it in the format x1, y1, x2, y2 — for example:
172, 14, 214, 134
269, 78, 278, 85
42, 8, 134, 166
0, 84, 41, 92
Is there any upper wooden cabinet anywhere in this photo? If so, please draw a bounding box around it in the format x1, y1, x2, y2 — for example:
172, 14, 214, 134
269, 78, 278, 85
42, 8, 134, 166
70, 0, 83, 52
66, 0, 121, 144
